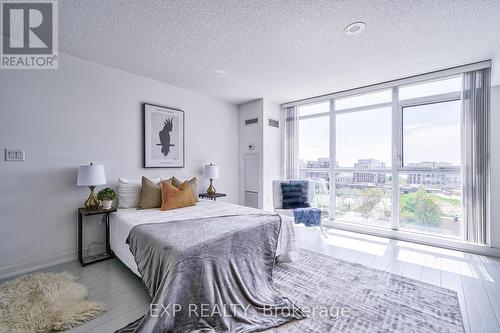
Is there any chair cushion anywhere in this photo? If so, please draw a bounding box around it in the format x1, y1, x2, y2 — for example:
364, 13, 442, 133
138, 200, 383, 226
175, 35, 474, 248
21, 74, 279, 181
281, 182, 310, 209
273, 179, 316, 209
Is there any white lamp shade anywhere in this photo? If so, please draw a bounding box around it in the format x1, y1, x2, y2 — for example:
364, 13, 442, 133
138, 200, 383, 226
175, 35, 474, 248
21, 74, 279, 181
77, 164, 106, 186
205, 164, 219, 180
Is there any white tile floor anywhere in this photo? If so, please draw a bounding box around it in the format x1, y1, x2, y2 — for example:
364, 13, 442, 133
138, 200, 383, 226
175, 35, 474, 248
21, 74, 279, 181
4, 226, 500, 333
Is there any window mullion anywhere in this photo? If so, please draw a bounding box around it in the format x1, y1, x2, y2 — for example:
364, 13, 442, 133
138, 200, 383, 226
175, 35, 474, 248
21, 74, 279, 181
391, 87, 400, 230
329, 99, 336, 220
399, 92, 460, 107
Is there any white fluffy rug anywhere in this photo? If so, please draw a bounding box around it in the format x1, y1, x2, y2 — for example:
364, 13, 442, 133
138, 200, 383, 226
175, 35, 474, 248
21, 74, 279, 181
0, 272, 106, 333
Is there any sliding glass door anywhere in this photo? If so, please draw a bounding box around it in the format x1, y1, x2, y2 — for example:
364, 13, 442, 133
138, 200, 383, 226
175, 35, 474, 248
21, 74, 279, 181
297, 75, 465, 240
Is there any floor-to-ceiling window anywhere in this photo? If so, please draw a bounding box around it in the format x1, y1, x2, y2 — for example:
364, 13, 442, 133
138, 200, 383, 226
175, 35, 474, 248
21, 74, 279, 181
333, 90, 393, 228
397, 77, 463, 238
294, 72, 477, 241
298, 102, 330, 215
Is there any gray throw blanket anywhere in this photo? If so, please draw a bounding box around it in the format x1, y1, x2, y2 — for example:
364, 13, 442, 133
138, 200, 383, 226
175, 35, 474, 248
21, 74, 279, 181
117, 214, 305, 333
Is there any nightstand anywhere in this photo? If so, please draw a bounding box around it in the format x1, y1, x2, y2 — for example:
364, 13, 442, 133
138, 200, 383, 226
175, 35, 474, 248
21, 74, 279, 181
199, 193, 226, 201
77, 207, 116, 266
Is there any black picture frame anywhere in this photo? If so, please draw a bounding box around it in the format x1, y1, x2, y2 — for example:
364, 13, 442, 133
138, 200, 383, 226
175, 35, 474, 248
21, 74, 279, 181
143, 103, 185, 168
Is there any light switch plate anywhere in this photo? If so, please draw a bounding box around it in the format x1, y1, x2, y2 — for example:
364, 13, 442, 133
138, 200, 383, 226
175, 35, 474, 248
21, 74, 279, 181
5, 149, 25, 161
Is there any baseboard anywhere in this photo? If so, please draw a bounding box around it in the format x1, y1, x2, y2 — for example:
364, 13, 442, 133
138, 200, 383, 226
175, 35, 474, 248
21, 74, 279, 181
0, 244, 106, 280
0, 251, 76, 281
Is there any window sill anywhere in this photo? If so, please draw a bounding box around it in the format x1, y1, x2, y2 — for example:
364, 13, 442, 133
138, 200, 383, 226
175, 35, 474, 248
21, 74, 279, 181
322, 219, 500, 258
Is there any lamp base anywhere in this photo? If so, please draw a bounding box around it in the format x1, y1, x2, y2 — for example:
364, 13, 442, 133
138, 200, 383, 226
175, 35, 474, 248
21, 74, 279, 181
84, 186, 100, 210
207, 179, 216, 195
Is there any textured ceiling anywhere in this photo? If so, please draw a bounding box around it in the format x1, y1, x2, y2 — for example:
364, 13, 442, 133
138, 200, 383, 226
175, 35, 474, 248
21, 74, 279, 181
60, 0, 500, 104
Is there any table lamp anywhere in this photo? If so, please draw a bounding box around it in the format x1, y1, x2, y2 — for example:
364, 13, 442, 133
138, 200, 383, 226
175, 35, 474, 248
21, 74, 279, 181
77, 163, 106, 210
204, 164, 219, 195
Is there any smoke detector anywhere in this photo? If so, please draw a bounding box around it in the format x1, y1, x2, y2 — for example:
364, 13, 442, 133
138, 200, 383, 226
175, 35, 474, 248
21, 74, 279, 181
344, 22, 366, 35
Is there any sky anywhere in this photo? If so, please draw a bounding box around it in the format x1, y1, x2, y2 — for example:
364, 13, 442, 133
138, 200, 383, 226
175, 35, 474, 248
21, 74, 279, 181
298, 89, 461, 167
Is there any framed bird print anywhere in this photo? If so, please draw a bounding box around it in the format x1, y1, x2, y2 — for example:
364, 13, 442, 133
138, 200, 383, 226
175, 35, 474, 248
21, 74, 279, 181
143, 103, 185, 168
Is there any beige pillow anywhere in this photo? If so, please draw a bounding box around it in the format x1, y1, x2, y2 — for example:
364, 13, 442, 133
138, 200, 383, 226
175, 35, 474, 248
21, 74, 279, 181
118, 177, 159, 209
138, 176, 174, 209
160, 181, 195, 210
172, 177, 199, 202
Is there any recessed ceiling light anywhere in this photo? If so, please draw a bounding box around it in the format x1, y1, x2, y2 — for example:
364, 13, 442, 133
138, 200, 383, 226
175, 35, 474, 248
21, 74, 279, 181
344, 22, 366, 35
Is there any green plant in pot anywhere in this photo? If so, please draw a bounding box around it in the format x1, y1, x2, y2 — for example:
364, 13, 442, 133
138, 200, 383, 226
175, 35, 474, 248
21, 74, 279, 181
97, 188, 116, 209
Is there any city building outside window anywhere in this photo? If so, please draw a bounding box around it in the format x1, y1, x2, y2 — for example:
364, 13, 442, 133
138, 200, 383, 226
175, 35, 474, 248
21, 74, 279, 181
295, 75, 469, 240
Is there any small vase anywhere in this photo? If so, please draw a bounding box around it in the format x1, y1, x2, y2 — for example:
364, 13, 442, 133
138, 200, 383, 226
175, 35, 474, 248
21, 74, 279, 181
101, 200, 112, 209
207, 179, 216, 195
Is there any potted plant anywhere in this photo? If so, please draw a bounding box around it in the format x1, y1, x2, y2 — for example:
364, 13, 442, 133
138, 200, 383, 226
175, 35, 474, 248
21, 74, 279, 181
97, 188, 116, 209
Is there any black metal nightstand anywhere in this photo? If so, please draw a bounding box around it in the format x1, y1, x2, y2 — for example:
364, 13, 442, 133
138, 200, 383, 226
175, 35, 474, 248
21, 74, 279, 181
77, 207, 116, 266
199, 193, 226, 201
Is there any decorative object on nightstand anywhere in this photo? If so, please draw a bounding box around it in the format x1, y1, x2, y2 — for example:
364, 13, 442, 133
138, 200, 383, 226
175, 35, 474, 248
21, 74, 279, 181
77, 207, 116, 266
199, 192, 226, 201
204, 163, 219, 195
97, 187, 116, 209
77, 163, 106, 210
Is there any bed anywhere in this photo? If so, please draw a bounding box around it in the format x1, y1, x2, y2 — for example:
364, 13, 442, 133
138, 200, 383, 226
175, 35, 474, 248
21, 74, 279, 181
109, 199, 302, 332
110, 199, 298, 276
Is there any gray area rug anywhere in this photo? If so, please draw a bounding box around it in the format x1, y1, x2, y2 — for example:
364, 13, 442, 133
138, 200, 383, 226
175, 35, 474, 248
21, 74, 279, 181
118, 249, 464, 332
269, 248, 464, 333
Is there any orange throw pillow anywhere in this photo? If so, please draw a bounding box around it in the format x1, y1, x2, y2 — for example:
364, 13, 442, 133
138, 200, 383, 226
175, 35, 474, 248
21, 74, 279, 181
161, 181, 196, 210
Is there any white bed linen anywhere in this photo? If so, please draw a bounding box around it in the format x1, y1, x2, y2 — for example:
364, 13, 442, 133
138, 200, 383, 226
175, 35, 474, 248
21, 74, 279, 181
110, 199, 297, 276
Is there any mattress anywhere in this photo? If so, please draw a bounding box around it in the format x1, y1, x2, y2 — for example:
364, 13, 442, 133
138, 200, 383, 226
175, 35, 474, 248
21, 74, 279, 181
109, 199, 297, 276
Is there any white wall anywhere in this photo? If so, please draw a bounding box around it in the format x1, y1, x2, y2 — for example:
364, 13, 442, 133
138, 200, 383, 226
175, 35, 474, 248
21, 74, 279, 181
262, 100, 283, 211
238, 99, 263, 208
490, 85, 500, 248
0, 53, 239, 278
237, 99, 283, 211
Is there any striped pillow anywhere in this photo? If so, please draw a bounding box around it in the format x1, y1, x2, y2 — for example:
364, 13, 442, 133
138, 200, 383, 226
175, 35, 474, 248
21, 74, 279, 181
281, 182, 310, 209
117, 177, 160, 208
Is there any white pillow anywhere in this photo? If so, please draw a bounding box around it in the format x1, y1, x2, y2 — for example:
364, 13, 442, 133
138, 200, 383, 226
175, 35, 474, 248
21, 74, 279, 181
117, 177, 160, 209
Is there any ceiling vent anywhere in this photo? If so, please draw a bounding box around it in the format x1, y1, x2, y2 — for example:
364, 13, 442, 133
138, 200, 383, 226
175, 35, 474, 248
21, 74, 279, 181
268, 118, 279, 128
245, 118, 258, 125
